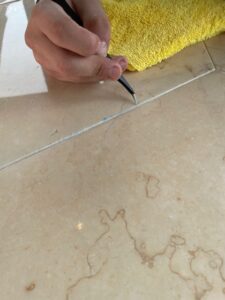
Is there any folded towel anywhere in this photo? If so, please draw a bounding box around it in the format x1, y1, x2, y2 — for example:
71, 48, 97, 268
102, 0, 225, 71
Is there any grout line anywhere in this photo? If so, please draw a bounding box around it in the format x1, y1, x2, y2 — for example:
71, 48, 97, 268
203, 41, 217, 69
0, 68, 215, 172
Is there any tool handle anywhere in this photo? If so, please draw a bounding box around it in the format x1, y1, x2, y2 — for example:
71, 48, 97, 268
52, 0, 83, 26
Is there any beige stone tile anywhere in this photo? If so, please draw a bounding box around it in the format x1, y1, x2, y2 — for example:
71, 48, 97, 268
0, 60, 225, 300
0, 1, 215, 168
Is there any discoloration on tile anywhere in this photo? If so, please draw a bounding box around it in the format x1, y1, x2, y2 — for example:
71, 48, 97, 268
185, 65, 194, 74
67, 209, 225, 300
136, 172, 161, 199
145, 175, 161, 199
66, 260, 108, 300
50, 129, 59, 137
25, 282, 36, 292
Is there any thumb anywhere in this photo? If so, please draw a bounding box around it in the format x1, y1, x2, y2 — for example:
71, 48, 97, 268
72, 0, 110, 46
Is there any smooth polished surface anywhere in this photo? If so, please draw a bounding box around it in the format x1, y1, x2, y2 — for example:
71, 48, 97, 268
0, 1, 225, 299
0, 1, 215, 168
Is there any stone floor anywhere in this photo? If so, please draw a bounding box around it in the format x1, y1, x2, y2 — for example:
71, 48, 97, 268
0, 1, 225, 300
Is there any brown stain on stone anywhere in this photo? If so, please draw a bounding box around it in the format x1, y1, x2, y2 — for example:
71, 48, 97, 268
189, 247, 225, 283
185, 65, 193, 74
50, 129, 58, 137
158, 60, 167, 70
145, 175, 160, 199
66, 260, 108, 300
25, 282, 36, 292
66, 209, 225, 300
66, 210, 126, 300
24, 246, 31, 250
136, 172, 161, 199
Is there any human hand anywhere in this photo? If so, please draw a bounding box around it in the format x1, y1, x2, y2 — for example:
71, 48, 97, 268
25, 0, 128, 83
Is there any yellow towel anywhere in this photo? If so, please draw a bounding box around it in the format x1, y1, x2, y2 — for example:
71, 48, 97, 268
102, 0, 225, 71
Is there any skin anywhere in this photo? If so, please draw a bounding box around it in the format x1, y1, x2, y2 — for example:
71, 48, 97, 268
25, 0, 128, 83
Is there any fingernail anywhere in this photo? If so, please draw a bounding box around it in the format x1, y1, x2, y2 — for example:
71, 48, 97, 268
97, 41, 107, 57
109, 65, 120, 80
118, 58, 127, 70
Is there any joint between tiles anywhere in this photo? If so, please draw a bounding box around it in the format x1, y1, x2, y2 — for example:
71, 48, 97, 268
0, 66, 216, 172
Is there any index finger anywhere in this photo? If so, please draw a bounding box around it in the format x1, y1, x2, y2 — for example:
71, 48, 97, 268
72, 0, 111, 45
35, 0, 107, 56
